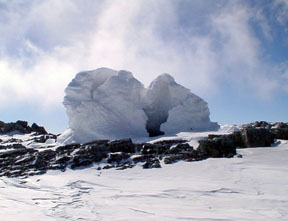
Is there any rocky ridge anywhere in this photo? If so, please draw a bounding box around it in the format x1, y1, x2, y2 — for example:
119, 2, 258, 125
0, 120, 47, 135
0, 120, 287, 178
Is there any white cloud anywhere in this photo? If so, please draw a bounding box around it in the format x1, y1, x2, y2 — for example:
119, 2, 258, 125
283, 70, 288, 79
0, 56, 75, 109
274, 0, 288, 26
281, 69, 288, 92
0, 0, 286, 110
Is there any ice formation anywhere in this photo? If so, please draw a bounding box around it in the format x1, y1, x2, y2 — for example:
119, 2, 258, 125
64, 67, 219, 143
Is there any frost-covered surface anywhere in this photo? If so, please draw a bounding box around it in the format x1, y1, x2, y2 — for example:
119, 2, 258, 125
0, 132, 59, 151
0, 140, 287, 220
64, 68, 147, 143
148, 124, 240, 148
148, 74, 218, 134
64, 67, 218, 143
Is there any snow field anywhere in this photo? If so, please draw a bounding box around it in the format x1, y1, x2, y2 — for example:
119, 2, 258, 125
0, 141, 287, 220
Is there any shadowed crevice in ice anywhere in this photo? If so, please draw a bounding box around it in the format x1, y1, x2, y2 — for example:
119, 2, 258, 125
143, 74, 172, 137
143, 108, 168, 137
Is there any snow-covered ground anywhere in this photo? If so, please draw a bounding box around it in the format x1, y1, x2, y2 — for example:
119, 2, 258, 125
0, 138, 287, 220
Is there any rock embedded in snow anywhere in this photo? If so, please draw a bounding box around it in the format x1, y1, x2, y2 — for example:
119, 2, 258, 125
0, 120, 47, 135
64, 67, 219, 143
1, 120, 288, 177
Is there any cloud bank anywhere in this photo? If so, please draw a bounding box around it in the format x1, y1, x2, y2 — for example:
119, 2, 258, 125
0, 0, 287, 111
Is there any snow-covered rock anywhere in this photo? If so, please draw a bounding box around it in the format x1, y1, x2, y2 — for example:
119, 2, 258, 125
64, 67, 219, 143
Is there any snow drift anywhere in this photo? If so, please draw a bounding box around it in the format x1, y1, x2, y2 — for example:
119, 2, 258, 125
64, 68, 219, 143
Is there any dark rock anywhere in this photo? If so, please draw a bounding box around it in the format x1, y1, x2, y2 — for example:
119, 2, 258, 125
164, 149, 201, 164
49, 164, 66, 171
2, 138, 23, 144
253, 121, 269, 128
0, 120, 49, 135
16, 120, 29, 128
134, 143, 144, 152
132, 154, 153, 163
37, 149, 56, 161
141, 143, 158, 154
271, 128, 288, 140
116, 163, 135, 170
207, 134, 222, 139
142, 158, 161, 169
69, 143, 108, 169
242, 121, 271, 129
0, 149, 38, 176
3, 170, 24, 178
168, 143, 193, 154
55, 156, 71, 165
33, 135, 47, 143
27, 170, 46, 176
107, 152, 129, 164
11, 143, 26, 149
242, 128, 274, 147
151, 160, 161, 168
31, 123, 48, 134
0, 145, 7, 150
226, 132, 245, 148
0, 121, 5, 129
34, 150, 56, 169
83, 140, 109, 146
198, 136, 236, 158
34, 134, 57, 143
56, 143, 80, 155
185, 150, 203, 161
141, 140, 188, 155
0, 148, 37, 159
207, 132, 244, 148
75, 144, 108, 162
108, 139, 135, 153
1, 121, 32, 134
141, 143, 170, 155
142, 161, 151, 169
14, 154, 36, 166
8, 119, 288, 178
197, 140, 218, 158
153, 139, 188, 145
273, 122, 288, 129
103, 165, 114, 169
163, 156, 177, 164
70, 157, 93, 169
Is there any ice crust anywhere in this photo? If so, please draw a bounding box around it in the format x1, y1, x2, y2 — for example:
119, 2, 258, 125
64, 67, 219, 143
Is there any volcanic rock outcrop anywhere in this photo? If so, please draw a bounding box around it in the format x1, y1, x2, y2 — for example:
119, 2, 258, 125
0, 120, 288, 178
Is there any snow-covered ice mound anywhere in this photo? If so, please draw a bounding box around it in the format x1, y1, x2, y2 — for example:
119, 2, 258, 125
64, 67, 219, 143
64, 68, 147, 143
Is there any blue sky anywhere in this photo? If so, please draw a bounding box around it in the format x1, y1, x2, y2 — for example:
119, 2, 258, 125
0, 0, 287, 133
